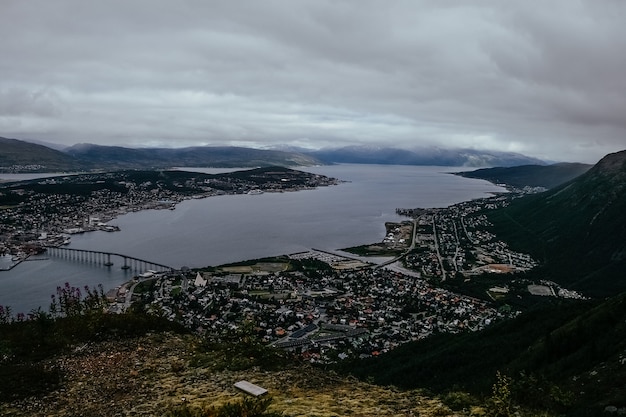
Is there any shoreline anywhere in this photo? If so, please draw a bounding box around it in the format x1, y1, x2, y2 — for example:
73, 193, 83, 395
0, 254, 28, 271
0, 168, 340, 253
0, 165, 509, 314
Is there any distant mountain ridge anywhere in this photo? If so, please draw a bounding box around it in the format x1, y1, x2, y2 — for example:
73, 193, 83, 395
0, 137, 322, 171
64, 143, 321, 169
2, 137, 556, 172
303, 145, 547, 167
455, 162, 592, 189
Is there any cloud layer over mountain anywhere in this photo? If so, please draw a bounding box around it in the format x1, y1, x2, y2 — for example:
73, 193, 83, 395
1, 1, 625, 163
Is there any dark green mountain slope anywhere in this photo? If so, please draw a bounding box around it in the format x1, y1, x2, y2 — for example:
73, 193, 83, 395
488, 150, 626, 296
64, 143, 321, 169
455, 162, 592, 189
345, 299, 591, 392
347, 293, 626, 415
0, 137, 82, 172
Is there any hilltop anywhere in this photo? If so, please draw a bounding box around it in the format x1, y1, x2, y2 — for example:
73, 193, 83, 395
3, 291, 623, 417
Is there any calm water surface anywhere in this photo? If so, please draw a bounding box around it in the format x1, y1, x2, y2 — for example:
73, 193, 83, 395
0, 164, 504, 313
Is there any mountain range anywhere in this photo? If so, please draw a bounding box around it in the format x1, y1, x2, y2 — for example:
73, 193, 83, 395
0, 137, 321, 172
63, 143, 320, 170
1, 137, 552, 172
301, 145, 547, 167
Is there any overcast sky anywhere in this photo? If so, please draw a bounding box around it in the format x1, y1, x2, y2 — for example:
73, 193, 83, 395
1, 1, 625, 163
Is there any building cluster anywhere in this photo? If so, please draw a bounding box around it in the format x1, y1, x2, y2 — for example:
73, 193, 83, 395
381, 221, 413, 249
0, 164, 46, 173
401, 195, 537, 281
141, 256, 512, 363
526, 280, 586, 300
0, 174, 178, 257
289, 249, 371, 270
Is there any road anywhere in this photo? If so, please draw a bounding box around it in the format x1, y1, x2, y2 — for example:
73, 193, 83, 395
432, 216, 446, 281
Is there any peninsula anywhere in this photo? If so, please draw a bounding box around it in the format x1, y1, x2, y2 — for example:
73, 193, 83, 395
0, 167, 339, 264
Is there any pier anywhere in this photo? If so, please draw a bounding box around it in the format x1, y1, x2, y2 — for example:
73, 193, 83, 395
45, 247, 174, 273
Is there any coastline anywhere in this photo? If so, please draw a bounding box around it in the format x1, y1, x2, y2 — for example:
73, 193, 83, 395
0, 254, 29, 271
0, 167, 340, 258
0, 165, 508, 314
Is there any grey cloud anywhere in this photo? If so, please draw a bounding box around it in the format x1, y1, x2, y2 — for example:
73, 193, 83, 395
0, 88, 64, 117
0, 0, 625, 163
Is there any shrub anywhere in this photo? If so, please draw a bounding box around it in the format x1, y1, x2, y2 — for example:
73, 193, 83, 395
0, 363, 62, 401
49, 283, 108, 318
193, 322, 290, 372
165, 396, 284, 417
441, 390, 479, 411
486, 371, 514, 417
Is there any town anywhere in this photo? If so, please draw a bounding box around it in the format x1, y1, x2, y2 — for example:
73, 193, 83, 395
400, 196, 538, 282
110, 192, 584, 364
123, 250, 513, 364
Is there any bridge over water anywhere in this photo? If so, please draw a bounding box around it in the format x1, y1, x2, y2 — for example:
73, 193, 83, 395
46, 247, 175, 273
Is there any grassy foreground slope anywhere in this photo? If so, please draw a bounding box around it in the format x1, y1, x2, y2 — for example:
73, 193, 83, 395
0, 312, 453, 417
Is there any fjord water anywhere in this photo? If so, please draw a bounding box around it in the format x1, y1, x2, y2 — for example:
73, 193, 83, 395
0, 165, 505, 313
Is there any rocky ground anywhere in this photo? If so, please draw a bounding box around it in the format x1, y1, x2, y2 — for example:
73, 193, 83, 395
0, 332, 462, 417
